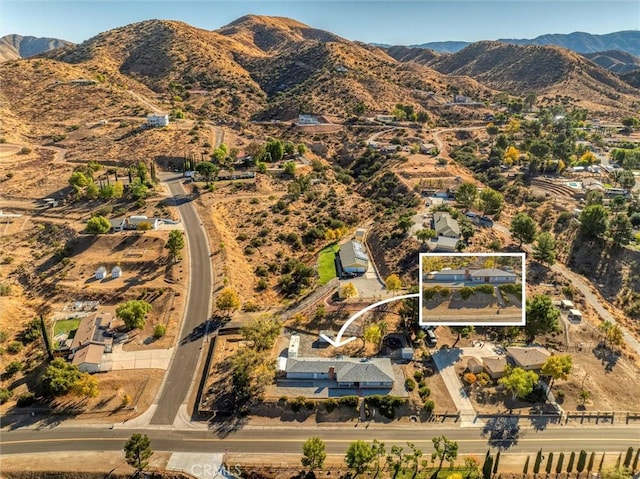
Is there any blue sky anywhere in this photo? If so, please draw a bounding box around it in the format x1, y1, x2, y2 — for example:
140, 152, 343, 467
2, 1, 639, 45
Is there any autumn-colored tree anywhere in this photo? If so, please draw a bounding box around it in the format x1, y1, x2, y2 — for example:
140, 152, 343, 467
340, 282, 358, 299
385, 274, 402, 294
216, 287, 240, 317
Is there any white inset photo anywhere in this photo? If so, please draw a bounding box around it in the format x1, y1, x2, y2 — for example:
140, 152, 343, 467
419, 252, 526, 326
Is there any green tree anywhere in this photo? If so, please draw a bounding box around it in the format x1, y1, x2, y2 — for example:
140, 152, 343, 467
623, 448, 633, 469
416, 228, 437, 244
533, 449, 543, 475
302, 437, 326, 470
86, 216, 111, 234
478, 188, 504, 217
124, 433, 153, 473
541, 355, 573, 387
153, 324, 166, 339
195, 161, 219, 182
69, 171, 91, 188
283, 161, 296, 176
397, 215, 414, 234
599, 320, 624, 349
499, 366, 539, 399
450, 325, 475, 347
116, 300, 152, 330
385, 274, 402, 294
345, 440, 376, 474
525, 294, 560, 340
266, 138, 285, 162
431, 436, 459, 471
568, 452, 576, 474
546, 452, 554, 475
577, 450, 588, 477
556, 453, 565, 474
510, 212, 537, 247
532, 232, 557, 265
297, 143, 307, 155
216, 287, 240, 317
165, 230, 185, 262
241, 314, 281, 351
456, 182, 478, 211
609, 214, 633, 246
40, 358, 82, 396
579, 204, 608, 239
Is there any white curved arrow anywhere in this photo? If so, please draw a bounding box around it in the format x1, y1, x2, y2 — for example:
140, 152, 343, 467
320, 293, 420, 347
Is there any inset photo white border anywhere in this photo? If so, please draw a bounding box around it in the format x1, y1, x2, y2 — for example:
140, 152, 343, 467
419, 252, 526, 327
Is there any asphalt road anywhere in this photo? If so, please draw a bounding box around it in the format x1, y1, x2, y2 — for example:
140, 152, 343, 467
149, 175, 212, 425
2, 426, 638, 455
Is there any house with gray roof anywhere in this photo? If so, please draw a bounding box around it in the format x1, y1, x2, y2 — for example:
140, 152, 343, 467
285, 357, 394, 389
429, 267, 517, 284
433, 212, 460, 239
339, 240, 369, 274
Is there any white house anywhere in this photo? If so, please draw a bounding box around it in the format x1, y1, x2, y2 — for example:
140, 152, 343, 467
95, 266, 107, 280
111, 266, 122, 279
568, 309, 583, 323
298, 114, 319, 126
72, 344, 104, 373
147, 113, 169, 128
469, 268, 517, 284
433, 212, 461, 239
122, 216, 159, 231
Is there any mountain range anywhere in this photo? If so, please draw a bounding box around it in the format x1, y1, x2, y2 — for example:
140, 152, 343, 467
0, 15, 638, 146
411, 30, 640, 56
0, 34, 72, 62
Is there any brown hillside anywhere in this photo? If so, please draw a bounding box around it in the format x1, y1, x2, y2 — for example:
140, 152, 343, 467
0, 34, 72, 62
428, 41, 639, 113
385, 45, 440, 65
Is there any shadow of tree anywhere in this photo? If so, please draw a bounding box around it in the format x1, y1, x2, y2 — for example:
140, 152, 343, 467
592, 343, 620, 373
480, 415, 523, 449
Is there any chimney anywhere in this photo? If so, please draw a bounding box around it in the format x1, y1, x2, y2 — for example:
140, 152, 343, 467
328, 366, 336, 380
465, 269, 470, 280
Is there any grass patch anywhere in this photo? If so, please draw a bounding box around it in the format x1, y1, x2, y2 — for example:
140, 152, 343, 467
317, 243, 340, 285
53, 318, 81, 338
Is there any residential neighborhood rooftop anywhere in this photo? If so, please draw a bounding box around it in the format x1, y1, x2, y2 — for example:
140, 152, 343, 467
285, 357, 394, 384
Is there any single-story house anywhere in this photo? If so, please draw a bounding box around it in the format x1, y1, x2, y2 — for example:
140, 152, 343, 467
428, 236, 459, 253
433, 212, 460, 239
506, 346, 551, 371
469, 268, 517, 284
285, 357, 394, 389
561, 300, 575, 310
482, 356, 508, 379
298, 114, 319, 125
72, 343, 105, 373
339, 240, 369, 274
69, 312, 113, 353
147, 113, 169, 127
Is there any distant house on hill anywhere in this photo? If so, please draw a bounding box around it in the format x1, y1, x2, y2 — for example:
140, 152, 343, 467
147, 113, 169, 128
95, 266, 107, 280
339, 240, 369, 275
297, 114, 319, 126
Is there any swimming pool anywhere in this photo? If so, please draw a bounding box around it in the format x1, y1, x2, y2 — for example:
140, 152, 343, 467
565, 182, 583, 189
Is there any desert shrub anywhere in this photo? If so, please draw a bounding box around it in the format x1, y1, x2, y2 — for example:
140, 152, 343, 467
5, 360, 24, 376
499, 283, 521, 295
459, 286, 474, 300
418, 386, 431, 399
7, 341, 23, 354
423, 288, 435, 301
338, 395, 359, 409
255, 266, 268, 277
476, 372, 491, 386
237, 233, 248, 241
0, 283, 11, 296
464, 372, 477, 384
365, 395, 406, 419
16, 392, 35, 407
474, 284, 495, 295
324, 398, 338, 413
256, 279, 268, 291
242, 302, 260, 312
153, 324, 166, 339
405, 378, 416, 391
0, 330, 8, 342
22, 318, 41, 343
439, 287, 450, 298
413, 370, 424, 382
20, 146, 32, 154
488, 239, 503, 251
291, 396, 307, 413
423, 399, 435, 415
0, 388, 13, 404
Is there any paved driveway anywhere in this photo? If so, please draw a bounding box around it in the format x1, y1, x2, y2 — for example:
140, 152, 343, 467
101, 344, 173, 371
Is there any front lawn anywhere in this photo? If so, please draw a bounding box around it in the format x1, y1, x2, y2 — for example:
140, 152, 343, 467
317, 243, 340, 285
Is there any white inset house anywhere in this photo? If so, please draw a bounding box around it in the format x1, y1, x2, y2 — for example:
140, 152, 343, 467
147, 113, 169, 127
